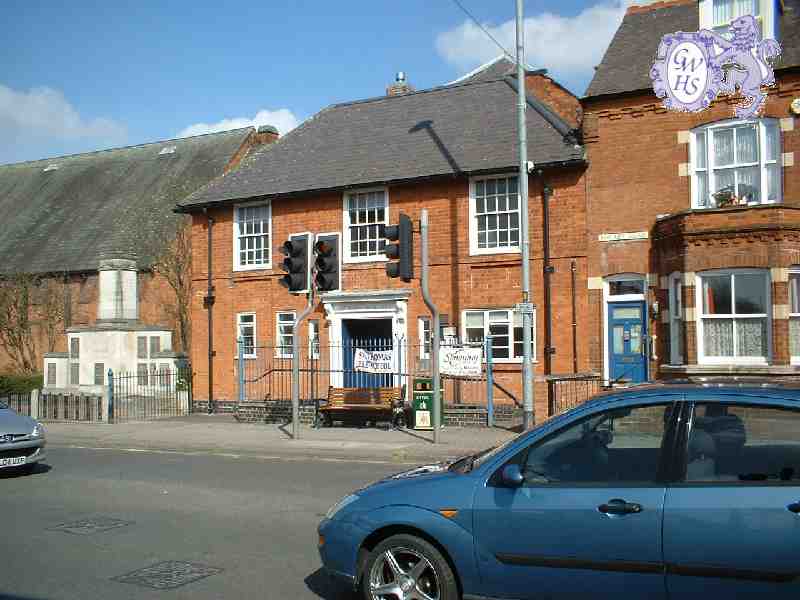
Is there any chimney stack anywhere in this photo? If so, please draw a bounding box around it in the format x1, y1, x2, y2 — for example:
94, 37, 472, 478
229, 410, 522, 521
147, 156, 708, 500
387, 71, 414, 96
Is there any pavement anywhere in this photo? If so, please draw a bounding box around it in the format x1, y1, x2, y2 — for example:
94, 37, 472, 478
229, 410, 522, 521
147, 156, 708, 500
43, 414, 521, 465
1, 445, 398, 600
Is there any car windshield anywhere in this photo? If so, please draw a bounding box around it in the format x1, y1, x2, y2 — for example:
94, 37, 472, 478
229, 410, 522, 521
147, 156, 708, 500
454, 432, 526, 472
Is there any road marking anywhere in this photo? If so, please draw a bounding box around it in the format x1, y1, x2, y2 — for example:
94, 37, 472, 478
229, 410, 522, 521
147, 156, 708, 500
49, 444, 419, 465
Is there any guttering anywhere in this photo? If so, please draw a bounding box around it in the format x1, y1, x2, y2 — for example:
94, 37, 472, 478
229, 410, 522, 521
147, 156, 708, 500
203, 208, 215, 414
173, 160, 586, 214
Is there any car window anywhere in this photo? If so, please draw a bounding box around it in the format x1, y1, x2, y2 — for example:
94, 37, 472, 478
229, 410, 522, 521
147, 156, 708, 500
684, 403, 800, 483
497, 403, 671, 486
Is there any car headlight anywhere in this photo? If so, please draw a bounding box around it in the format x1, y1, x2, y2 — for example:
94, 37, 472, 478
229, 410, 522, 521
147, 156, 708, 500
31, 422, 45, 438
326, 493, 359, 520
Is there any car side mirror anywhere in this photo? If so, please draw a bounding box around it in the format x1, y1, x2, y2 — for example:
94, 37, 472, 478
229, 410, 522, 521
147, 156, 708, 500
501, 464, 524, 487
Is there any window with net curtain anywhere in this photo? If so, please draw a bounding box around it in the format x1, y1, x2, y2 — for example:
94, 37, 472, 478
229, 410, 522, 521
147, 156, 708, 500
790, 270, 800, 361
692, 119, 780, 208
712, 0, 761, 35
698, 271, 770, 361
463, 309, 534, 361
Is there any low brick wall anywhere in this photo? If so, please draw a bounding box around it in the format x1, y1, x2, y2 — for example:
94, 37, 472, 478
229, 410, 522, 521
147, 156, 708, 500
233, 400, 318, 424
194, 399, 525, 428
443, 404, 522, 427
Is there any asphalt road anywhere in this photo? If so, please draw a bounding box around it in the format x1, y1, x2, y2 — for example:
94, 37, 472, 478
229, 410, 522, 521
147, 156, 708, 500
0, 446, 399, 600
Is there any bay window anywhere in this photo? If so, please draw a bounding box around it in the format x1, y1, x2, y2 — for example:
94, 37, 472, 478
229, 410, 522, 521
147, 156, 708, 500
463, 308, 535, 362
790, 269, 800, 363
696, 270, 770, 363
692, 119, 780, 208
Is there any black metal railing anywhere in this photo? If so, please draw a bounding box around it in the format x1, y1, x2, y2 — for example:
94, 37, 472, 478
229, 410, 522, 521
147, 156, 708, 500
1, 392, 32, 416
548, 373, 604, 416
111, 367, 192, 423
39, 392, 103, 422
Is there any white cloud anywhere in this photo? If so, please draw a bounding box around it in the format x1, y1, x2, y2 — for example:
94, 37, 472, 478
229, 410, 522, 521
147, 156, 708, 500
178, 108, 300, 138
436, 1, 633, 93
0, 84, 127, 163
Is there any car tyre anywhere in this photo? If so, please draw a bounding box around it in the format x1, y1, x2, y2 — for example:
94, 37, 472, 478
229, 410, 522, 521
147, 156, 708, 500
362, 534, 458, 600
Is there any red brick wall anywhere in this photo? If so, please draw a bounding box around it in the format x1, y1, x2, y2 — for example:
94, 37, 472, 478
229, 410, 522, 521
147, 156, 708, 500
583, 72, 800, 376
525, 73, 582, 129
189, 171, 590, 420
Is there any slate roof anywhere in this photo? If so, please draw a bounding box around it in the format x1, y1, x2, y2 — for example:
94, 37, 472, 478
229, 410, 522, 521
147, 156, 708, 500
0, 128, 253, 274
586, 0, 800, 98
179, 77, 584, 210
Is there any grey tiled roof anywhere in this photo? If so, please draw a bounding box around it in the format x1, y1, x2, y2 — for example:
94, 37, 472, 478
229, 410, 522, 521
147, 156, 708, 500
586, 0, 800, 98
0, 128, 252, 274
179, 78, 584, 209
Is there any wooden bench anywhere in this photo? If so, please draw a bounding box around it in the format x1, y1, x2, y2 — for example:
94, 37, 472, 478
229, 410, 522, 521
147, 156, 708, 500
319, 386, 405, 428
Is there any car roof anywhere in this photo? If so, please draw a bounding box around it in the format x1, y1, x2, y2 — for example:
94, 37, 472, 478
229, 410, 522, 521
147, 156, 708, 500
585, 379, 800, 407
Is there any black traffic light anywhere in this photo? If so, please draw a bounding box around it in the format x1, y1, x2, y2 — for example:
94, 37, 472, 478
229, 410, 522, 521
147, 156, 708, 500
279, 233, 311, 293
313, 234, 340, 292
383, 213, 413, 282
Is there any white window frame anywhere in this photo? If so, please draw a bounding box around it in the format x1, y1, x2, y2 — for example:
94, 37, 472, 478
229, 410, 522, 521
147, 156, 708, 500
695, 268, 772, 365
691, 118, 781, 209
669, 272, 684, 365
469, 174, 522, 256
789, 268, 800, 365
461, 308, 536, 363
418, 317, 431, 360
309, 319, 320, 360
233, 200, 272, 271
276, 311, 296, 358
342, 187, 389, 264
699, 0, 774, 41
236, 312, 257, 359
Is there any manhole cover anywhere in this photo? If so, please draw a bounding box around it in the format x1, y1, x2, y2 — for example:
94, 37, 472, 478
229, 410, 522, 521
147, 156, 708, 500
112, 561, 223, 590
48, 517, 133, 535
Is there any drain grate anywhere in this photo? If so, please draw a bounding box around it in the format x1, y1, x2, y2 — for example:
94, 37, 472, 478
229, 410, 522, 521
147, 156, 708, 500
48, 517, 133, 536
112, 561, 223, 590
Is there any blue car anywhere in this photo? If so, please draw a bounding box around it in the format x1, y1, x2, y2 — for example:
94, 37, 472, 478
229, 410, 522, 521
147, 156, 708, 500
318, 383, 800, 600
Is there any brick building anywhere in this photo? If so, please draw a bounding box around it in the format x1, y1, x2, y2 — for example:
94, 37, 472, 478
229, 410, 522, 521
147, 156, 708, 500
0, 126, 275, 375
177, 66, 590, 423
583, 0, 800, 382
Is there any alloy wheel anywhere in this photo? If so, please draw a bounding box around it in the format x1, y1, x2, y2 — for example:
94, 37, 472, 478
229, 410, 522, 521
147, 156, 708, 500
368, 546, 440, 600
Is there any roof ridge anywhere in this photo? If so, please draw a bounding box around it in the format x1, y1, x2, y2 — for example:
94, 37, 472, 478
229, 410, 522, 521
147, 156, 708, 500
326, 76, 515, 111
0, 126, 255, 168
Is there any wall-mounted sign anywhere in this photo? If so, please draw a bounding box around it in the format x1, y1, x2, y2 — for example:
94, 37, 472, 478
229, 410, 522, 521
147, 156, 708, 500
353, 348, 394, 373
439, 346, 483, 377
598, 231, 649, 242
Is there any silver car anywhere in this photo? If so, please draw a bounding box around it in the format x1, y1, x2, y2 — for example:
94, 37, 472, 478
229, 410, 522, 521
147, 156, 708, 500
0, 399, 46, 475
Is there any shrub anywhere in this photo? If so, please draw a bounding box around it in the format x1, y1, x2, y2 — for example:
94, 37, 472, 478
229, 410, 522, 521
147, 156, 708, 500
0, 373, 43, 394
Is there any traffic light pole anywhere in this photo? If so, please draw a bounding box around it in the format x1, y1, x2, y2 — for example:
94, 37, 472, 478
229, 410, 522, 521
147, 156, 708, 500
516, 0, 535, 430
419, 209, 441, 444
291, 287, 315, 440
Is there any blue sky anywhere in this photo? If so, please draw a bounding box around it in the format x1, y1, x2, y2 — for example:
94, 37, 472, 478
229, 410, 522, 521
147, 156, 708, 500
0, 0, 630, 165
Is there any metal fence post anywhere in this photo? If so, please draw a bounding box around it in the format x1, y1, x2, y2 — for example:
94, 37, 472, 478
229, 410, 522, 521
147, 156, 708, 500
106, 368, 114, 423
237, 337, 245, 403
485, 336, 494, 427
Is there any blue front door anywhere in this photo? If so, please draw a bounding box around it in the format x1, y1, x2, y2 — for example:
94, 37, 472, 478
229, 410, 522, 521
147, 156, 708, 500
608, 301, 647, 383
342, 319, 393, 388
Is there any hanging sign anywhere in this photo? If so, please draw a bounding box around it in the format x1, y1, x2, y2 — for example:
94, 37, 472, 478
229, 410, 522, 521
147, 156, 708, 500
439, 346, 483, 377
353, 348, 394, 373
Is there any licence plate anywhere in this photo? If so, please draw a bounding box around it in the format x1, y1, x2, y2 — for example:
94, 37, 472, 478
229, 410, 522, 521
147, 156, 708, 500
0, 456, 25, 468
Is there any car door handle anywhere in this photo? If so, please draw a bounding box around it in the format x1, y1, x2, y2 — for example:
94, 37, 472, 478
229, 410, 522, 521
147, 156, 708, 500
598, 498, 642, 515
788, 502, 800, 514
